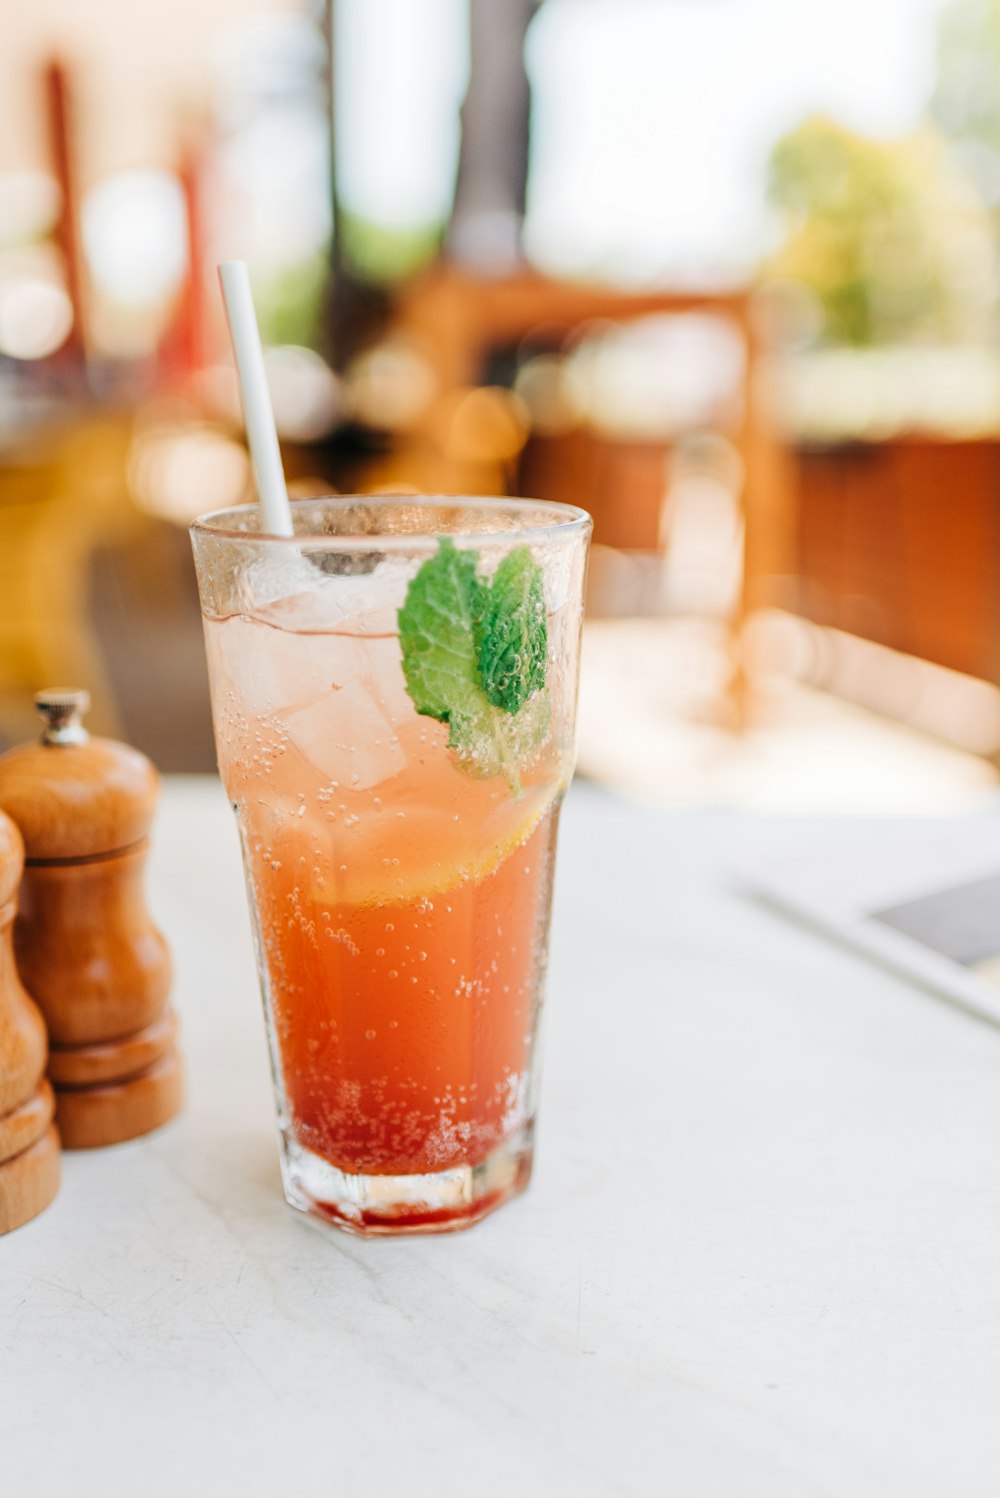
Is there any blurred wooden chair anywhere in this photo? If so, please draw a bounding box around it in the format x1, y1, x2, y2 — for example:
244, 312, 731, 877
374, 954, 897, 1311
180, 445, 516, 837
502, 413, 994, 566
396, 264, 796, 721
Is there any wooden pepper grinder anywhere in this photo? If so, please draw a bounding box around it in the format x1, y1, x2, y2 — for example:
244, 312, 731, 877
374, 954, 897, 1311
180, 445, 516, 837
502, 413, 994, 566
0, 809, 60, 1232
0, 689, 183, 1148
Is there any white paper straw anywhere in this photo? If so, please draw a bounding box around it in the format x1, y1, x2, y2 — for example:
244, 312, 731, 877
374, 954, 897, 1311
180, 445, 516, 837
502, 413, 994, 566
218, 260, 294, 537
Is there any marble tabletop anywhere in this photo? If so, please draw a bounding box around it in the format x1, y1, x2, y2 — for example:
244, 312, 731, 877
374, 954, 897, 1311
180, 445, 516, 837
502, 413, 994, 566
3, 778, 1000, 1497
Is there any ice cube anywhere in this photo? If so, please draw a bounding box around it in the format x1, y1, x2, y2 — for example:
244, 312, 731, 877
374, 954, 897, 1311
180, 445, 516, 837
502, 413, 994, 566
210, 613, 374, 722
213, 551, 422, 783
283, 676, 407, 790
249, 554, 418, 637
212, 613, 411, 789
244, 550, 322, 610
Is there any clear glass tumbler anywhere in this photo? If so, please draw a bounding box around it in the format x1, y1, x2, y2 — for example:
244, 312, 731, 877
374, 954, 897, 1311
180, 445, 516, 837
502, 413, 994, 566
191, 497, 591, 1235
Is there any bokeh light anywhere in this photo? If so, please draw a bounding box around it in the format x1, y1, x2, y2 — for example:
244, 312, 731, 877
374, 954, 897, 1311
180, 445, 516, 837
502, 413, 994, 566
82, 169, 188, 305
264, 346, 342, 441
0, 253, 73, 360
435, 386, 529, 466
127, 420, 251, 525
346, 341, 437, 431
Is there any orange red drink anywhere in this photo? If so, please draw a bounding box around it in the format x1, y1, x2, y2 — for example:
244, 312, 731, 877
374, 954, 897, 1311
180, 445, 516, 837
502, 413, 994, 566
192, 498, 590, 1235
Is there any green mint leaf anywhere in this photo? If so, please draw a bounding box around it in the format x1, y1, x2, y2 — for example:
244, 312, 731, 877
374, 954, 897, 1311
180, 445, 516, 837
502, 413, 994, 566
398, 539, 549, 792
397, 538, 485, 726
477, 545, 547, 713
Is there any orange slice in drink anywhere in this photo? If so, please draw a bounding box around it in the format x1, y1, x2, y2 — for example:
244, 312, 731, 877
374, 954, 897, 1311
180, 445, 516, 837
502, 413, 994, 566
309, 779, 562, 910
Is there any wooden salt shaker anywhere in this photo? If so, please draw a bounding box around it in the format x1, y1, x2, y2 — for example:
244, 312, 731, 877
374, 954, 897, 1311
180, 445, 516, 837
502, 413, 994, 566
0, 690, 183, 1148
0, 810, 60, 1232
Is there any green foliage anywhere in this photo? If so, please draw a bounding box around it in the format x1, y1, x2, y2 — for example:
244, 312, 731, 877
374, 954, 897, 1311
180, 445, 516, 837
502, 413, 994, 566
398, 540, 487, 729
767, 115, 993, 346
255, 251, 329, 348
478, 547, 548, 713
398, 540, 549, 792
340, 212, 445, 285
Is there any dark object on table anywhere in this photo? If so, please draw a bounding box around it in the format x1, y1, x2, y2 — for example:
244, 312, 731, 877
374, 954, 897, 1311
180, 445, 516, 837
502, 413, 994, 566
0, 689, 183, 1148
0, 809, 60, 1232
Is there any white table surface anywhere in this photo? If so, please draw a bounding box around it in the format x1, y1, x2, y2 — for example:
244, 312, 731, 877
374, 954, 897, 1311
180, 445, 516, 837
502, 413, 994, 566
4, 778, 1000, 1497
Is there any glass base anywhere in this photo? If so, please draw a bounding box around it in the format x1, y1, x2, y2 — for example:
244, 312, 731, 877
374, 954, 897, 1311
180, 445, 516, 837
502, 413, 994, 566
280, 1126, 534, 1238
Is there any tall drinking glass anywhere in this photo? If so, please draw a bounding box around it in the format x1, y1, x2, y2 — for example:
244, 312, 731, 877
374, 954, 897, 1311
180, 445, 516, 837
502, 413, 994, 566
191, 497, 590, 1235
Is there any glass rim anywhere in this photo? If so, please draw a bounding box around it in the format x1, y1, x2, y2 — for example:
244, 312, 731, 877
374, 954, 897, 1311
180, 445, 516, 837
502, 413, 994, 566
190, 494, 592, 549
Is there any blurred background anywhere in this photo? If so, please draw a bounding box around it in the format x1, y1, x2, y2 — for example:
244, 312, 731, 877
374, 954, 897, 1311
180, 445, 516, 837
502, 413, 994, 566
4, 0, 1000, 809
